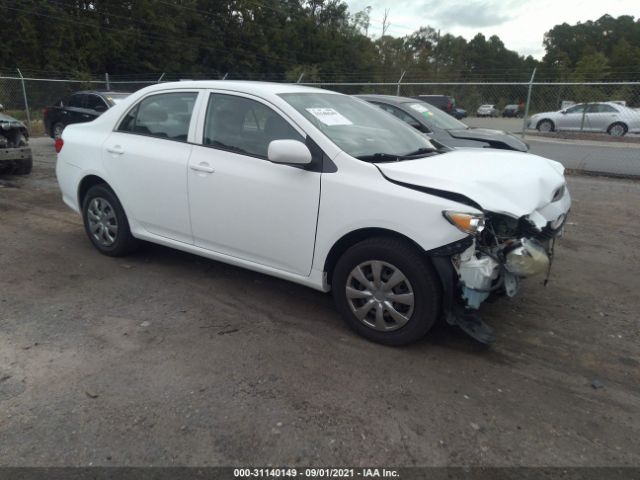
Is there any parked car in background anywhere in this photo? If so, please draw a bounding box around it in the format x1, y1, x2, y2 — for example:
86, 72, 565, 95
528, 102, 640, 137
356, 95, 528, 152
502, 104, 524, 118
453, 107, 467, 119
0, 104, 32, 175
477, 104, 498, 117
44, 91, 131, 139
413, 94, 456, 115
56, 81, 569, 345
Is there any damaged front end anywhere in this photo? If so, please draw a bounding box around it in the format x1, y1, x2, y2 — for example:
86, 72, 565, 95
0, 112, 32, 175
440, 186, 570, 344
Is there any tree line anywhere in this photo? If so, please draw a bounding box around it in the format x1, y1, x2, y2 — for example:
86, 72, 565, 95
1, 0, 638, 83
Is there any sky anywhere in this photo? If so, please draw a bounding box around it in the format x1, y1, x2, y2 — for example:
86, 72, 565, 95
344, 0, 638, 59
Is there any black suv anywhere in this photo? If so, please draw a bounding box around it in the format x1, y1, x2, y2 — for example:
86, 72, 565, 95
413, 95, 456, 114
43, 91, 130, 138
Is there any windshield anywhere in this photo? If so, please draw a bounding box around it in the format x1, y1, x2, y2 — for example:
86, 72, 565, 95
278, 92, 435, 160
402, 101, 468, 130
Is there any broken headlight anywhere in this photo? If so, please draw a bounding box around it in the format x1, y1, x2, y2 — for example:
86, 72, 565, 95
443, 211, 485, 235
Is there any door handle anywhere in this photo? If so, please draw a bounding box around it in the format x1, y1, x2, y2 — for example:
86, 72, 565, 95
190, 162, 215, 174
106, 145, 124, 155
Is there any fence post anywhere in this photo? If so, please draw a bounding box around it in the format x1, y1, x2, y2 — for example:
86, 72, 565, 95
396, 70, 406, 96
105, 72, 110, 90
16, 68, 31, 135
296, 73, 304, 84
521, 67, 536, 137
157, 73, 166, 83
579, 102, 589, 132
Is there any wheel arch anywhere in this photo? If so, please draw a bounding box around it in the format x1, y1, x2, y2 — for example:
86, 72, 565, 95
323, 228, 426, 287
536, 118, 555, 130
607, 121, 628, 135
77, 174, 111, 208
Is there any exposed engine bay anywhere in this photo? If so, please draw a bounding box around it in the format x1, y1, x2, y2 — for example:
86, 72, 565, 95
448, 187, 570, 343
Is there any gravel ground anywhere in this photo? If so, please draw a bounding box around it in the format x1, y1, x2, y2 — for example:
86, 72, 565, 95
0, 139, 639, 467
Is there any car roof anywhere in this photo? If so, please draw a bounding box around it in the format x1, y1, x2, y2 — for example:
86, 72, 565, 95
355, 94, 429, 106
132, 80, 335, 97
72, 90, 132, 96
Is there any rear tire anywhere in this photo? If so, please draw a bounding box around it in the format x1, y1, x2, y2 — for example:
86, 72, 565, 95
607, 122, 627, 137
81, 184, 139, 257
332, 237, 441, 346
53, 122, 65, 139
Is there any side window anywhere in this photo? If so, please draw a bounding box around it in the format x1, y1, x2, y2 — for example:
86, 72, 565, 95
117, 92, 197, 141
565, 104, 585, 114
203, 93, 303, 158
67, 94, 85, 108
87, 94, 108, 112
593, 104, 617, 113
374, 103, 425, 131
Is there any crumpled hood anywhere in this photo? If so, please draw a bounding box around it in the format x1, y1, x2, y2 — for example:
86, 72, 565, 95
447, 128, 528, 152
377, 149, 566, 217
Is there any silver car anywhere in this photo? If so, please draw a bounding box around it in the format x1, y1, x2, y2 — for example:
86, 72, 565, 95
528, 102, 640, 137
477, 104, 498, 117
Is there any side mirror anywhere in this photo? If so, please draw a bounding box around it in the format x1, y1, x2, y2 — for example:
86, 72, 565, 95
267, 139, 312, 165
560, 110, 567, 114
95, 104, 108, 113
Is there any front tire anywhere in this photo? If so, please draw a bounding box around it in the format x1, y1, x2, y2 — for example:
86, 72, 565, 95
82, 184, 139, 256
607, 122, 627, 137
537, 119, 554, 132
332, 237, 441, 345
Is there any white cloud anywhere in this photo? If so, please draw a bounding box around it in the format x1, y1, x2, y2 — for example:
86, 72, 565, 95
345, 0, 637, 59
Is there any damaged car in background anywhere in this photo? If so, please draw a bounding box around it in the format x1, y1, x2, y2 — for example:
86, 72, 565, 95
55, 82, 570, 346
0, 104, 32, 175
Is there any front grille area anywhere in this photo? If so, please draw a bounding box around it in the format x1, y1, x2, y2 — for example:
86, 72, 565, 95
518, 217, 563, 241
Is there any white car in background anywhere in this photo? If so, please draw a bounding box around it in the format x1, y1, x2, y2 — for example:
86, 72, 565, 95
476, 104, 498, 117
56, 81, 571, 345
528, 101, 640, 137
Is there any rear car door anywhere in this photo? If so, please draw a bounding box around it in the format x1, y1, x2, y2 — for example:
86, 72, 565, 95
102, 90, 201, 243
585, 103, 619, 132
63, 93, 88, 126
85, 94, 109, 120
187, 92, 321, 276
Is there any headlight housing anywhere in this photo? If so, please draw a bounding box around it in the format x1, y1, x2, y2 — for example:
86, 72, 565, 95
443, 211, 485, 235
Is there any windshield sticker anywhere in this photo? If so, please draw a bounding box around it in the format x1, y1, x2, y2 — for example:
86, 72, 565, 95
305, 108, 353, 126
409, 103, 433, 116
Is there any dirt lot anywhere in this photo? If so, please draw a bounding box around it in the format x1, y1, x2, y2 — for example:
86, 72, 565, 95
1, 139, 639, 467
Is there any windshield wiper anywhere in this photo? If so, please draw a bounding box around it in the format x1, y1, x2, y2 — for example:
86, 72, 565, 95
402, 147, 437, 156
356, 147, 437, 163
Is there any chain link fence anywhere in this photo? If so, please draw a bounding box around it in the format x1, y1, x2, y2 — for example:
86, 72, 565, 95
1, 72, 639, 139
0, 74, 159, 135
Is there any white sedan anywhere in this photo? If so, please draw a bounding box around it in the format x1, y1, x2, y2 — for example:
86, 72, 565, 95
528, 101, 640, 136
56, 81, 571, 345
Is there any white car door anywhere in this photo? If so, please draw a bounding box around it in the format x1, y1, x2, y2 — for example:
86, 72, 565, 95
103, 91, 200, 244
187, 92, 321, 276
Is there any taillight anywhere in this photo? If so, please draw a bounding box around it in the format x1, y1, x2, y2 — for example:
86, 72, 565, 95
55, 138, 64, 153
43, 107, 51, 117
447, 101, 452, 111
